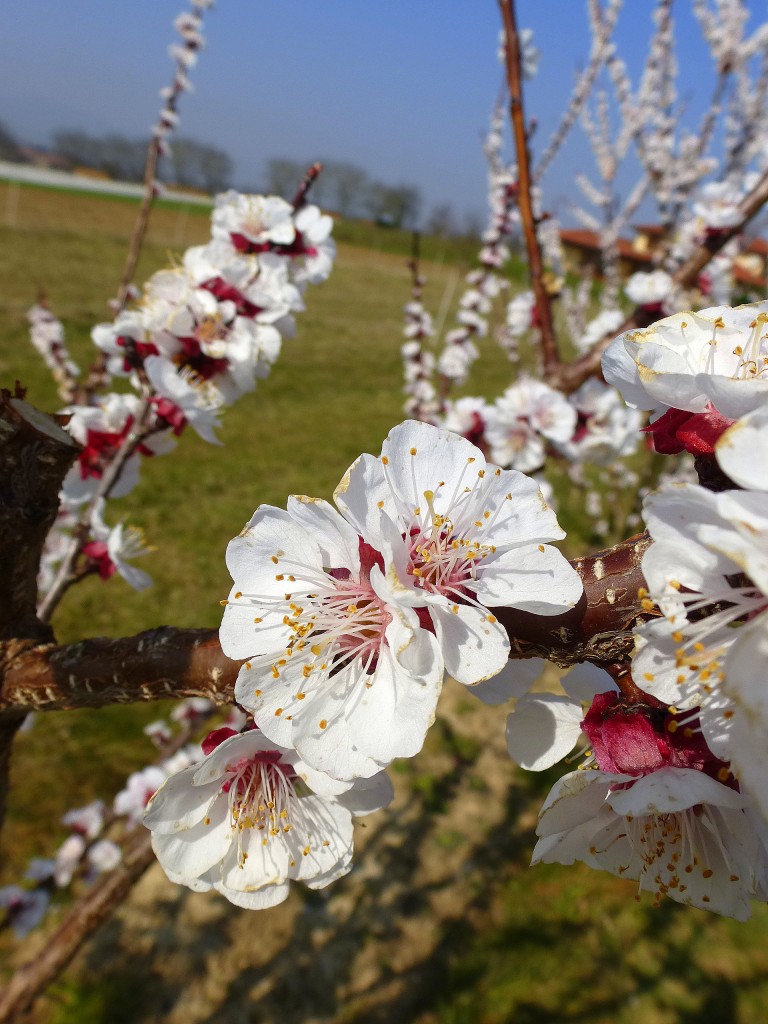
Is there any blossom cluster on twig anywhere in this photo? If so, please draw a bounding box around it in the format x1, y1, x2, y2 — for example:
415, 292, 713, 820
0, 697, 231, 938
499, 299, 768, 919
36, 187, 335, 619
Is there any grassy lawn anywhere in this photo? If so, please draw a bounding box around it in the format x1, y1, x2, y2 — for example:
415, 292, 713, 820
2, 183, 768, 1024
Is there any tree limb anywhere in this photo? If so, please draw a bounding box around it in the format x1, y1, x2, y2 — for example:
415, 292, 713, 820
0, 828, 156, 1024
551, 165, 768, 392
0, 389, 78, 827
0, 534, 653, 716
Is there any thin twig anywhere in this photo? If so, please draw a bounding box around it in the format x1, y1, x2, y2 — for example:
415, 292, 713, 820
290, 162, 323, 210
498, 0, 560, 372
0, 828, 156, 1024
38, 398, 156, 623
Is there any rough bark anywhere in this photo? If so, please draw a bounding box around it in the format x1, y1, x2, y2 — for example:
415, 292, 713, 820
0, 534, 653, 716
0, 390, 77, 643
0, 389, 78, 827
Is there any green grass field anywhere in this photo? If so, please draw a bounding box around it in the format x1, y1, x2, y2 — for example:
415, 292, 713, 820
3, 182, 768, 1024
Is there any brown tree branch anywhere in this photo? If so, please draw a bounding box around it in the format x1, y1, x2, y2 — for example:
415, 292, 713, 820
0, 627, 237, 714
0, 534, 653, 716
498, 0, 559, 372
0, 389, 79, 828
0, 827, 156, 1024
0, 390, 78, 642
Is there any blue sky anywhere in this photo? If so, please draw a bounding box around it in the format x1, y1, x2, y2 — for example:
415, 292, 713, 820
0, 2, 754, 225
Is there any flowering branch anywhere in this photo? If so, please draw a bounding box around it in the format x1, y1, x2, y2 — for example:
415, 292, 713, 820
498, 0, 559, 372
0, 531, 653, 717
0, 827, 156, 1024
551, 163, 768, 392
37, 398, 157, 623
534, 0, 623, 183
80, 1, 213, 399
114, 2, 211, 313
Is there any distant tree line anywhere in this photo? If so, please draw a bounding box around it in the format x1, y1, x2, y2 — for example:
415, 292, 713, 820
0, 121, 23, 162
0, 119, 479, 237
52, 131, 233, 193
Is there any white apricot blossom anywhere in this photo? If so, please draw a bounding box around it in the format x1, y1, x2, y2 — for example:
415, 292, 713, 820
333, 420, 582, 689
144, 729, 393, 909
485, 378, 577, 471
534, 765, 768, 920
633, 410, 768, 816
61, 393, 173, 505
602, 301, 768, 420
574, 308, 624, 356
144, 354, 223, 444
692, 181, 743, 231
221, 493, 444, 780
555, 379, 642, 464
83, 500, 153, 591
624, 269, 675, 310
505, 663, 616, 770
511, 663, 768, 918
211, 191, 296, 248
